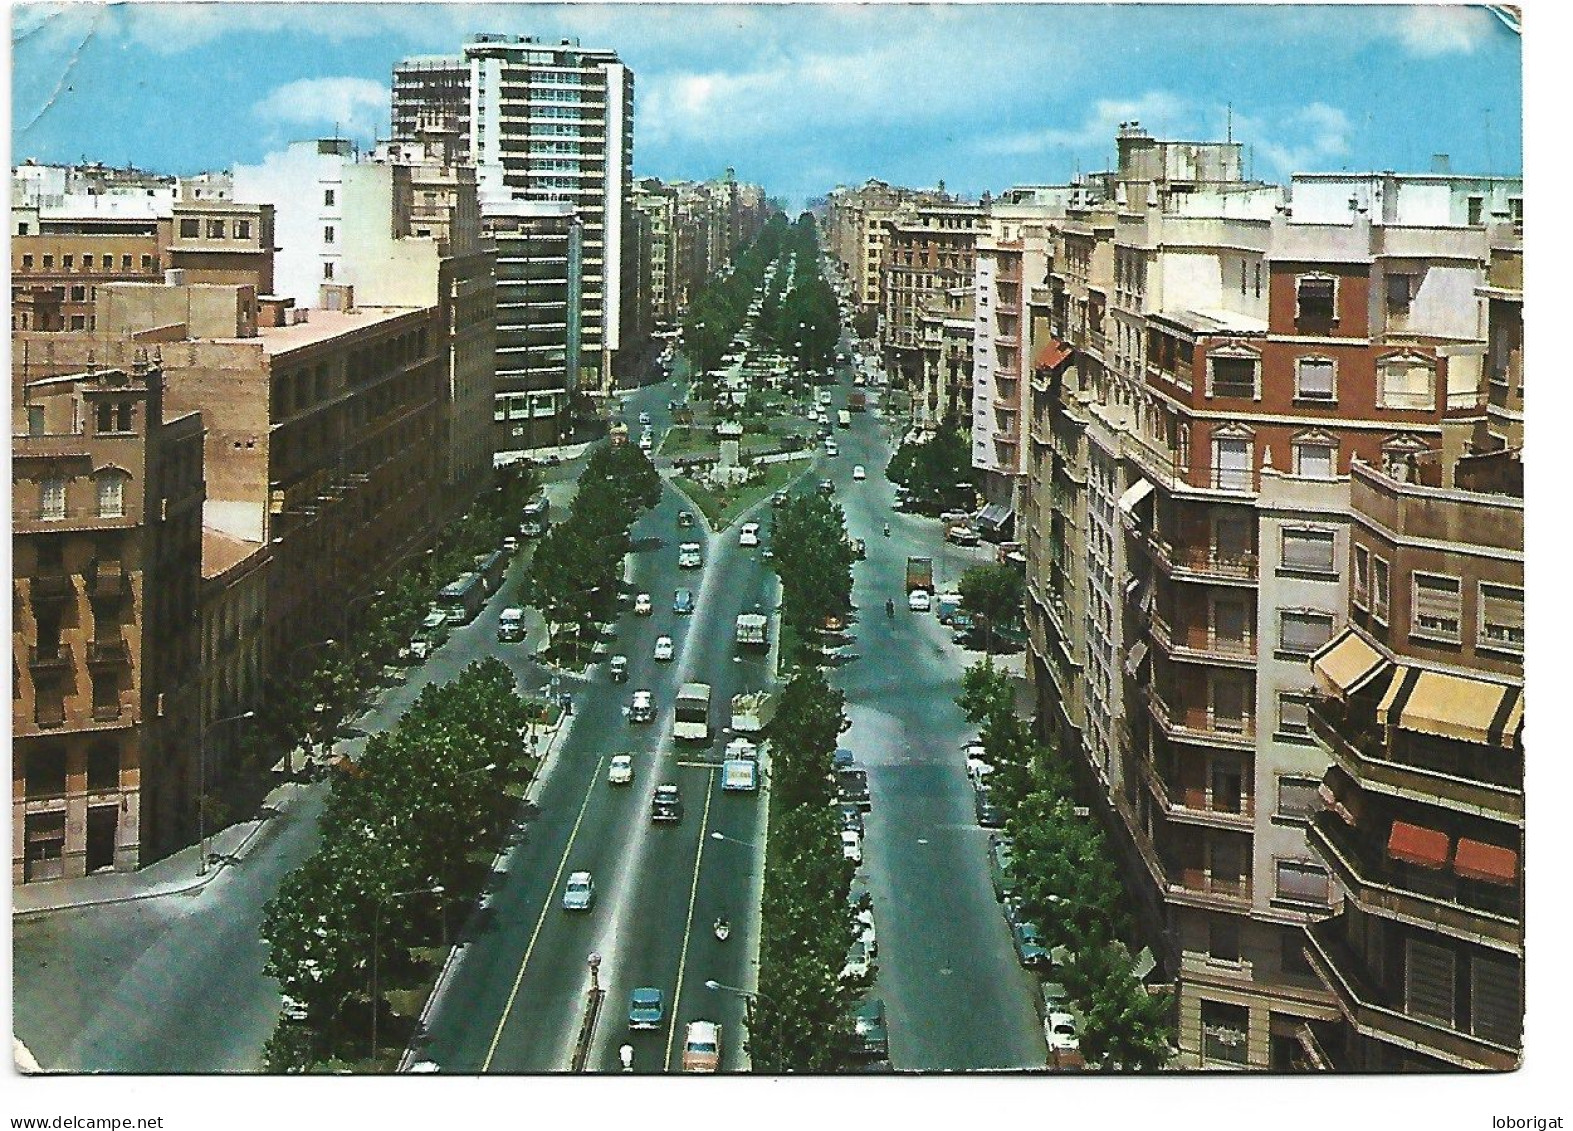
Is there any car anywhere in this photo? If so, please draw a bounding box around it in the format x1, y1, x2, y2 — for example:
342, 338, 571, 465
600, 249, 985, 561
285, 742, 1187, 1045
1041, 981, 1072, 1024
770, 490, 788, 507
1045, 1011, 1080, 1052
838, 802, 864, 834
833, 748, 856, 770
988, 834, 1016, 901
1011, 919, 1052, 968
852, 999, 889, 1059
856, 905, 877, 955
634, 592, 653, 616
908, 589, 932, 613
852, 464, 866, 481
630, 689, 654, 723
638, 411, 652, 425
739, 522, 760, 547
501, 536, 520, 554
562, 871, 594, 912
638, 434, 653, 452
677, 510, 696, 529
608, 753, 634, 785
975, 783, 1004, 828
628, 987, 665, 1031
497, 607, 526, 642
825, 442, 838, 458
652, 783, 683, 823
673, 588, 695, 615
609, 654, 629, 682
838, 767, 871, 810
678, 542, 703, 569
841, 937, 873, 980
653, 635, 675, 661
818, 479, 835, 496
682, 1020, 722, 1072
841, 829, 864, 863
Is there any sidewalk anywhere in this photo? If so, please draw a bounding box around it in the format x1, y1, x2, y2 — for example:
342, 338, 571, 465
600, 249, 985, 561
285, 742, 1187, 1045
13, 776, 314, 919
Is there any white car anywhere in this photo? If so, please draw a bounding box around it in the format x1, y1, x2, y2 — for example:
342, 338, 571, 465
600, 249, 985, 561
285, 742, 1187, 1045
678, 542, 703, 569
1045, 1011, 1080, 1052
634, 592, 653, 616
608, 753, 634, 785
639, 434, 653, 451
654, 635, 675, 662
852, 465, 866, 481
638, 411, 651, 425
824, 441, 838, 457
562, 871, 594, 912
630, 690, 654, 723
739, 522, 760, 547
908, 589, 933, 613
841, 829, 863, 864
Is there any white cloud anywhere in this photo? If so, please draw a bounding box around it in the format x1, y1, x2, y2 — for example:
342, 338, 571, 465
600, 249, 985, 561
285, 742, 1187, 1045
975, 92, 1192, 157
1233, 102, 1353, 177
1394, 6, 1498, 57
252, 77, 391, 142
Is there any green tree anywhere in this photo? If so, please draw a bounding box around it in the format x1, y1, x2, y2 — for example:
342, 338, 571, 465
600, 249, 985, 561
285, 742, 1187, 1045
767, 666, 848, 809
958, 562, 1025, 640
1062, 942, 1174, 1071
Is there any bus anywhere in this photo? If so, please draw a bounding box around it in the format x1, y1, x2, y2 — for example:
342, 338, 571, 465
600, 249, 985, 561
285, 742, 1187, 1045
520, 496, 551, 538
474, 550, 507, 595
437, 572, 485, 624
673, 682, 713, 742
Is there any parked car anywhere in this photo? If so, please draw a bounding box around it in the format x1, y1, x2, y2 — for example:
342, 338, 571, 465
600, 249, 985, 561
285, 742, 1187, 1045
838, 802, 864, 834
841, 829, 863, 864
630, 689, 655, 723
853, 464, 867, 481
682, 1021, 722, 1072
562, 871, 594, 912
628, 987, 665, 1031
856, 905, 878, 956
1011, 919, 1052, 969
673, 588, 695, 615
975, 783, 1004, 828
852, 999, 889, 1059
1041, 981, 1072, 1023
1045, 1011, 1080, 1052
654, 635, 675, 662
609, 655, 629, 682
678, 542, 703, 569
634, 592, 653, 616
608, 753, 634, 785
908, 589, 932, 613
841, 937, 873, 980
947, 524, 980, 546
833, 748, 856, 770
988, 834, 1016, 902
739, 522, 760, 547
837, 767, 871, 810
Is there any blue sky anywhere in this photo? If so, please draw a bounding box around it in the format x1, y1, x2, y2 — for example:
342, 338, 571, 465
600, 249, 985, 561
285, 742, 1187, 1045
10, 3, 1522, 205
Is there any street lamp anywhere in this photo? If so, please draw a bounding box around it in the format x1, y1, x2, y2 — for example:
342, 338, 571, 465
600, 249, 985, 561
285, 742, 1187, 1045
370, 883, 446, 1062
198, 709, 254, 876
709, 830, 758, 849
704, 979, 776, 1072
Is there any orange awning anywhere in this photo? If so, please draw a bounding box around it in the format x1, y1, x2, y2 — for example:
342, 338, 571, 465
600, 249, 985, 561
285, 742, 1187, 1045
1387, 820, 1451, 869
1034, 341, 1072, 372
1453, 838, 1518, 886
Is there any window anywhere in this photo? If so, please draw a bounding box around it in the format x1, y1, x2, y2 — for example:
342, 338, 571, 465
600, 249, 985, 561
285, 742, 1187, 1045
62, 254, 73, 269
1295, 358, 1335, 402
25, 749, 67, 798
1372, 557, 1391, 623
1292, 441, 1336, 479
1508, 197, 1522, 230
324, 189, 336, 207
207, 219, 226, 239
96, 472, 125, 519
22, 253, 34, 269
69, 315, 86, 331
1275, 859, 1330, 906
323, 225, 335, 244
141, 255, 152, 270
70, 285, 85, 302
1386, 274, 1413, 312
97, 400, 133, 434
82, 254, 94, 269
1412, 573, 1462, 643
1405, 939, 1456, 1027
1276, 773, 1320, 818
179, 218, 200, 238
39, 476, 66, 520
1201, 1001, 1249, 1066
323, 261, 334, 280
27, 405, 45, 436
236, 219, 251, 239
17, 222, 28, 236
121, 254, 131, 270
1208, 918, 1241, 963
1478, 582, 1525, 654
42, 255, 53, 268
1467, 196, 1484, 226
87, 744, 119, 793
1209, 354, 1258, 399
1279, 609, 1334, 656
1281, 528, 1336, 575
1353, 545, 1371, 608
1214, 436, 1252, 491
1379, 357, 1435, 410
1211, 674, 1249, 732
1254, 263, 1262, 297
1296, 275, 1336, 322
1471, 953, 1522, 1047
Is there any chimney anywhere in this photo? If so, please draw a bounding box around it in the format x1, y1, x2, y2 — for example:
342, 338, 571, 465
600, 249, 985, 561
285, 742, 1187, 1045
1430, 153, 1452, 174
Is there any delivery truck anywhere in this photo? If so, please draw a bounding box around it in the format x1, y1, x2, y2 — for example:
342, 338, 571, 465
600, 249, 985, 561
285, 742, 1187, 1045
905, 556, 935, 593
731, 691, 776, 734
735, 612, 768, 649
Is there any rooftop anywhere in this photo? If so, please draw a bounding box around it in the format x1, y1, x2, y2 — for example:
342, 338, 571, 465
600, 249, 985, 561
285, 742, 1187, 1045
202, 524, 266, 580
1153, 307, 1268, 335
249, 306, 429, 356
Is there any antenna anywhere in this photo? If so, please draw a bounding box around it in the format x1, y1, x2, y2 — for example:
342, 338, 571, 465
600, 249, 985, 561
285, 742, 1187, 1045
1483, 108, 1493, 175
1227, 102, 1233, 144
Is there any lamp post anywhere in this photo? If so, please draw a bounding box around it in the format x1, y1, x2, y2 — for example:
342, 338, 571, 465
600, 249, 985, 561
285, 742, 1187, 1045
370, 883, 445, 1063
198, 709, 254, 876
704, 979, 776, 1072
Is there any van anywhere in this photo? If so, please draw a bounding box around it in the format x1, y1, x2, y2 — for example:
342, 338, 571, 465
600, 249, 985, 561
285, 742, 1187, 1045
497, 608, 526, 642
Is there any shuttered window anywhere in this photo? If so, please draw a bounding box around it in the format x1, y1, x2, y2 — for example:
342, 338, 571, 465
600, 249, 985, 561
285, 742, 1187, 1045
1470, 953, 1522, 1047
1296, 358, 1336, 400
1293, 442, 1336, 479
1478, 583, 1524, 654
1214, 438, 1251, 491
1296, 276, 1336, 321
1353, 545, 1371, 608
39, 476, 66, 520
1380, 359, 1435, 410
1282, 528, 1336, 575
1276, 774, 1320, 818
1277, 697, 1312, 739
1275, 859, 1331, 906
1406, 939, 1456, 1027
1412, 573, 1462, 643
1280, 610, 1334, 656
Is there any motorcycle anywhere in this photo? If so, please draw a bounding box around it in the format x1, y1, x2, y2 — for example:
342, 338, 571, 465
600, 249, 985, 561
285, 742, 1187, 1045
886, 599, 895, 618
714, 916, 731, 942
883, 523, 891, 537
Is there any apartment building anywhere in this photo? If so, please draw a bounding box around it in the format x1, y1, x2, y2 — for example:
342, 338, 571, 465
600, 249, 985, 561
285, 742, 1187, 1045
634, 179, 678, 330
13, 359, 205, 881
881, 200, 982, 393
916, 285, 973, 429
392, 57, 473, 163
823, 180, 950, 317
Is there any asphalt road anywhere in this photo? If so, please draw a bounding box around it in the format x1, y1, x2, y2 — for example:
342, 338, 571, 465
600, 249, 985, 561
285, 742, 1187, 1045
419, 375, 788, 1074
821, 377, 1049, 1071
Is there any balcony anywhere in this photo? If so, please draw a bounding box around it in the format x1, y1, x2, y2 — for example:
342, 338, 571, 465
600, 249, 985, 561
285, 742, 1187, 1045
1141, 755, 1255, 831
1148, 535, 1258, 585
28, 643, 74, 672
1147, 687, 1255, 749
88, 559, 129, 599
1308, 813, 1520, 950
1150, 612, 1258, 667
87, 637, 131, 666
30, 572, 75, 603
1304, 917, 1519, 1071
1165, 866, 1254, 911
1308, 700, 1522, 823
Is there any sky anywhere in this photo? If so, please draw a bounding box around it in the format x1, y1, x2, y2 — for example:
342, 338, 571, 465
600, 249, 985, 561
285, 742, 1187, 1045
9, 2, 1524, 207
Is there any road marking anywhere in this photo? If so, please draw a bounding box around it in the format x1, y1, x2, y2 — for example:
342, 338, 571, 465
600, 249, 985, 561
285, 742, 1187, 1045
662, 768, 717, 1071
674, 760, 718, 769
481, 751, 607, 1073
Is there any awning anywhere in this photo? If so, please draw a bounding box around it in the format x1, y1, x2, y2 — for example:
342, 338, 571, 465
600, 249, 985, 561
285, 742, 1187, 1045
1117, 478, 1156, 517
1387, 820, 1451, 869
1124, 640, 1150, 677
1034, 340, 1072, 372
977, 504, 1013, 530
1317, 782, 1356, 826
1379, 667, 1523, 748
1453, 838, 1519, 886
1311, 628, 1391, 700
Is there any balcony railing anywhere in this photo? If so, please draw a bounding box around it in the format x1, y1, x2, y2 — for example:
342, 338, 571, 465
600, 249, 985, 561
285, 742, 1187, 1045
30, 572, 75, 602
88, 559, 128, 600
1150, 612, 1258, 666
87, 637, 130, 666
1148, 687, 1255, 748
1308, 813, 1520, 948
1166, 865, 1253, 909
1142, 755, 1255, 830
1149, 536, 1258, 583
28, 643, 74, 671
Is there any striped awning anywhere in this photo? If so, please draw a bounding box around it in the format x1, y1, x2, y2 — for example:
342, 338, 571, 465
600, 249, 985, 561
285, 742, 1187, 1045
1311, 629, 1390, 700
1379, 667, 1523, 748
